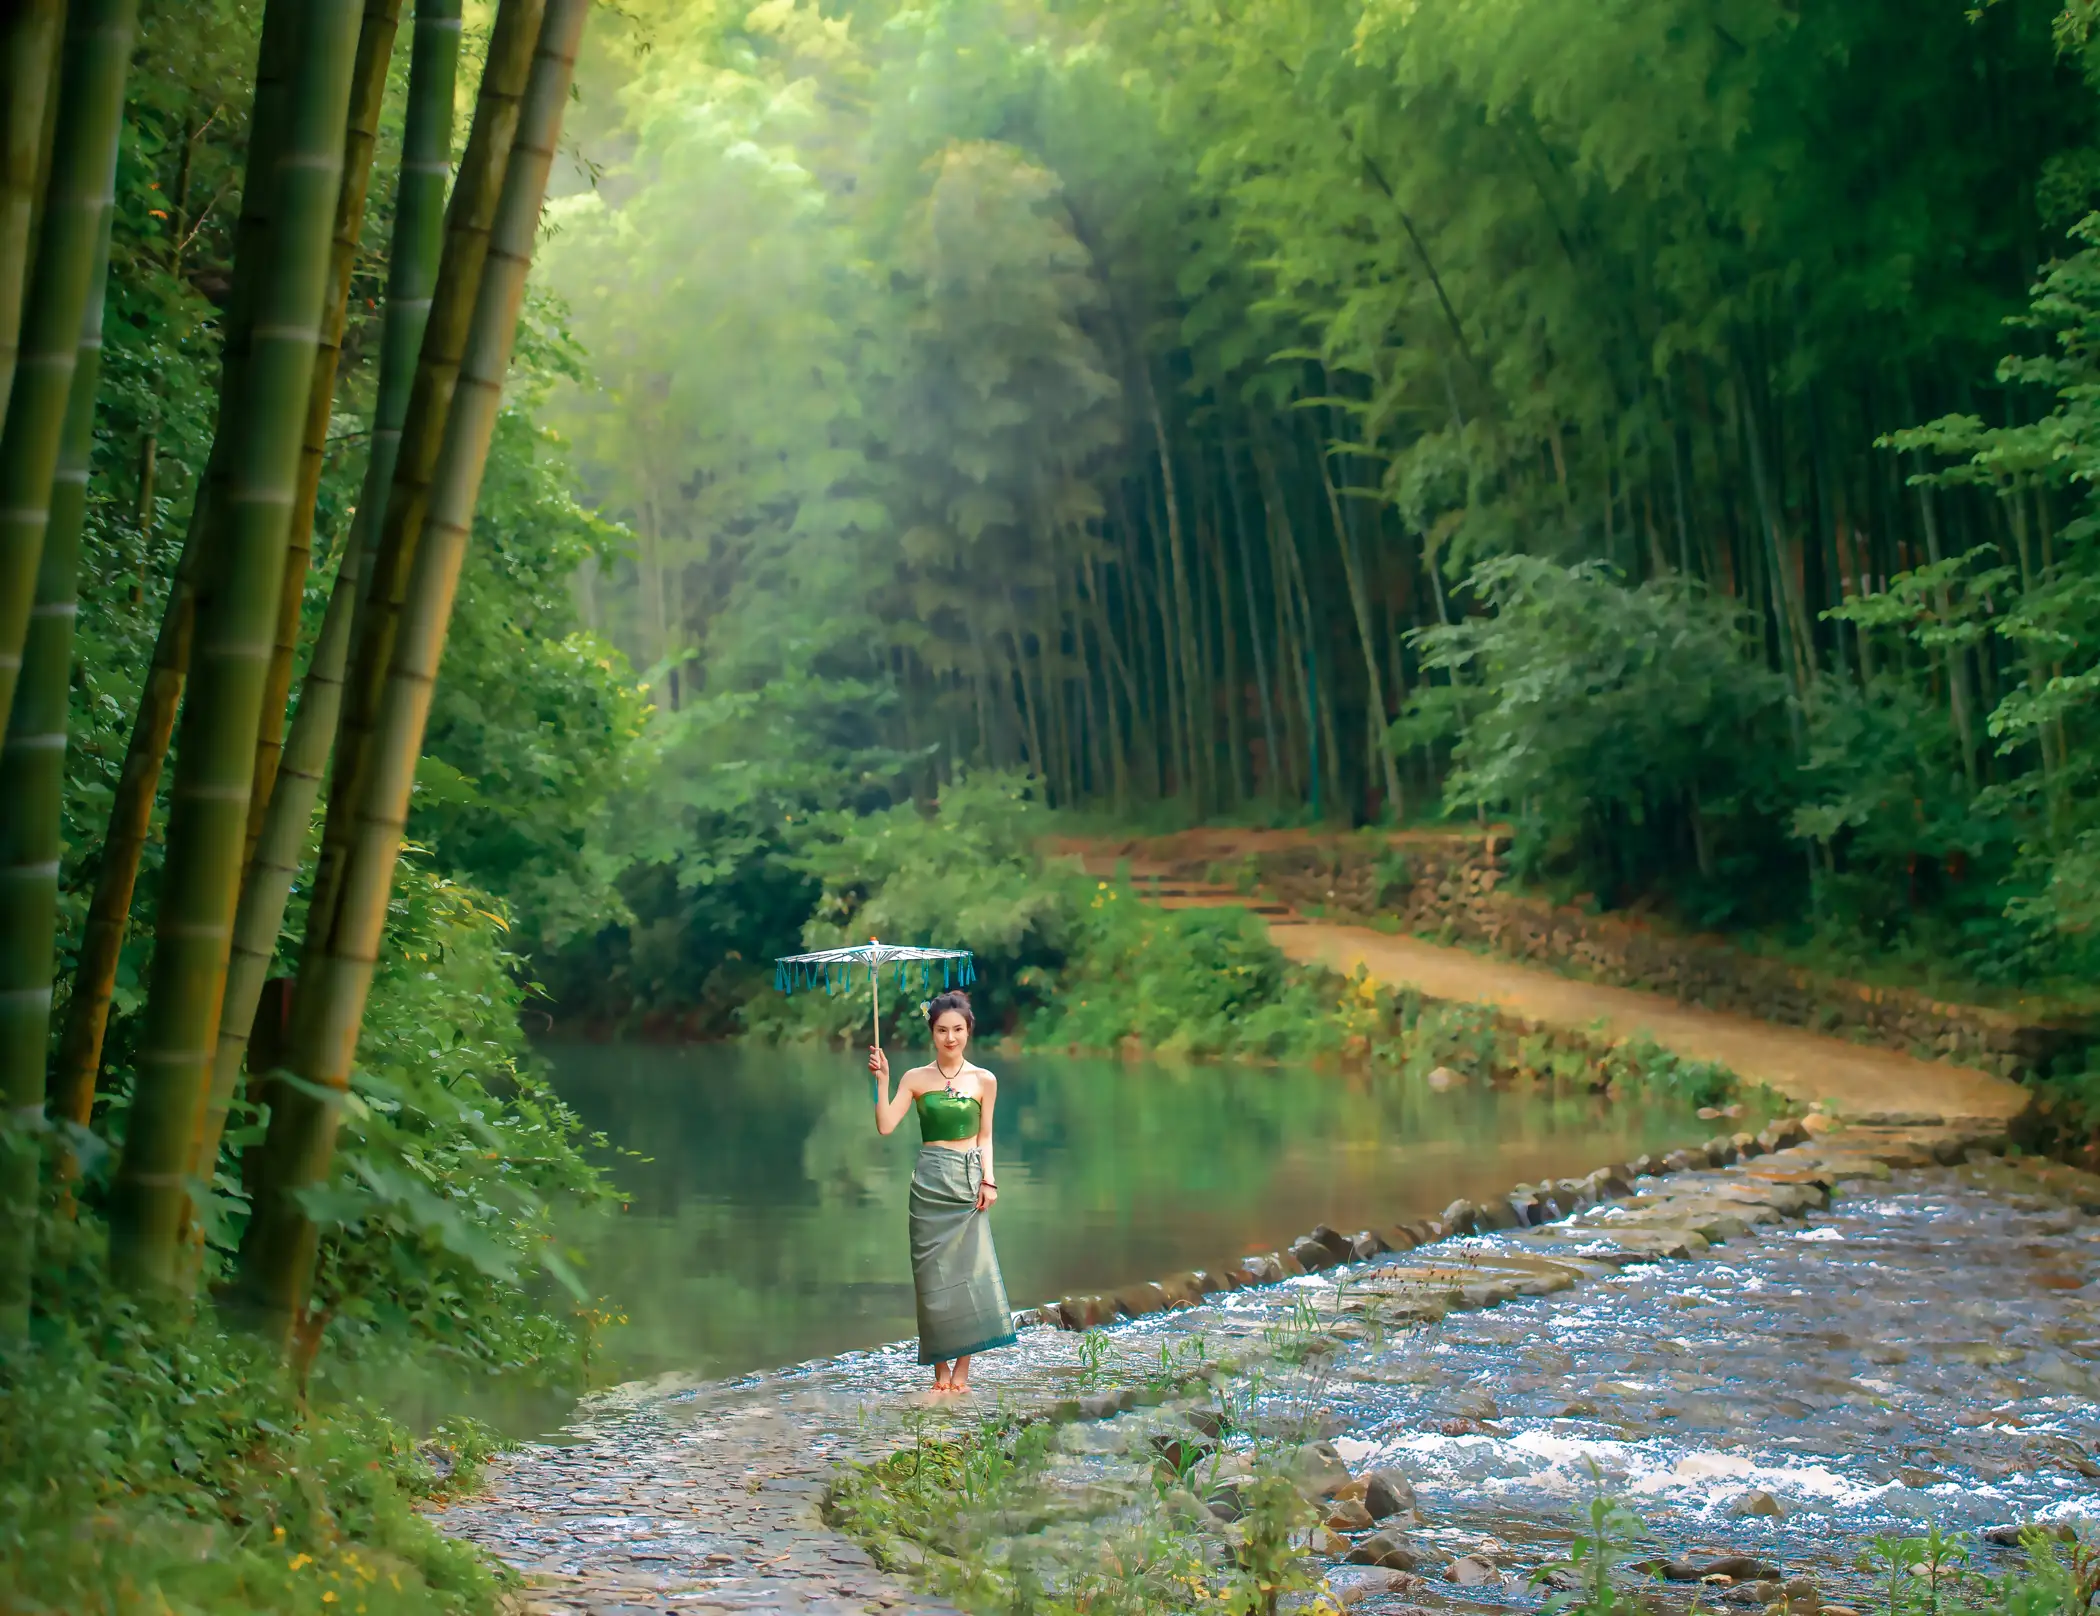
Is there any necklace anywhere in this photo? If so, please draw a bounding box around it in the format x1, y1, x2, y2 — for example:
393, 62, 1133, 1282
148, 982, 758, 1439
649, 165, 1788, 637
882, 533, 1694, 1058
936, 1059, 965, 1093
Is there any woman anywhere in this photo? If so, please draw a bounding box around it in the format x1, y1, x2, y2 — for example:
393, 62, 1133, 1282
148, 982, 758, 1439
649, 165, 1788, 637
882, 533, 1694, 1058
869, 990, 1016, 1394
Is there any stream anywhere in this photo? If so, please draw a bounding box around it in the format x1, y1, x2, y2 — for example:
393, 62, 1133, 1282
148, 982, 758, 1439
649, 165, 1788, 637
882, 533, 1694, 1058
540, 1042, 1723, 1391
440, 1121, 2100, 1616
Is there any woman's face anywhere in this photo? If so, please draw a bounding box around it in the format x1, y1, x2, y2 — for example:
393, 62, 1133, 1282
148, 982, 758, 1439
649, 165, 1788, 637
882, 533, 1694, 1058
932, 1009, 971, 1062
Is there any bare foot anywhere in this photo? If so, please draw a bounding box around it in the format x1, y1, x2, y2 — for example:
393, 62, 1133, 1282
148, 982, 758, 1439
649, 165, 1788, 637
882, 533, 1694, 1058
949, 1380, 971, 1395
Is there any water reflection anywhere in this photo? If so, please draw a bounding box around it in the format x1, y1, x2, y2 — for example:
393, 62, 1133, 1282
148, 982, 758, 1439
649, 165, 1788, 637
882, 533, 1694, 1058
547, 1041, 1719, 1390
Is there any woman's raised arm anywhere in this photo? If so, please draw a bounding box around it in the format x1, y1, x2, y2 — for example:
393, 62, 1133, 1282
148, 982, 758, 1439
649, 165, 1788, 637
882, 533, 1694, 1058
870, 1047, 918, 1135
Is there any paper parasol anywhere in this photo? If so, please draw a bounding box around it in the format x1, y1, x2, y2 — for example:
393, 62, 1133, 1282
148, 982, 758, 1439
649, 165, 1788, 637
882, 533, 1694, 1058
772, 939, 975, 1052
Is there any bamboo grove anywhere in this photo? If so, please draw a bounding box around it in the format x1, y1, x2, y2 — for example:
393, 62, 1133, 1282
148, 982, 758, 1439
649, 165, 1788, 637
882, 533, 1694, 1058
0, 0, 594, 1351
544, 0, 2100, 1010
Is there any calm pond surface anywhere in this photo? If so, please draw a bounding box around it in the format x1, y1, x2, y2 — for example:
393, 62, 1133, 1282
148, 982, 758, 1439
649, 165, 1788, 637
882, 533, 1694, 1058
544, 1041, 1724, 1390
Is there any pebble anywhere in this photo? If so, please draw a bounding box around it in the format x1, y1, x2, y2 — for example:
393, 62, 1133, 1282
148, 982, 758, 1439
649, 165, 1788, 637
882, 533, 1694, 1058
1734, 1488, 1786, 1517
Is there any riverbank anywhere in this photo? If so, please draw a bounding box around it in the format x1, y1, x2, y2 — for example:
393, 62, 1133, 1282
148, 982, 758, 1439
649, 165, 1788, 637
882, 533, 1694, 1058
436, 1112, 2094, 1616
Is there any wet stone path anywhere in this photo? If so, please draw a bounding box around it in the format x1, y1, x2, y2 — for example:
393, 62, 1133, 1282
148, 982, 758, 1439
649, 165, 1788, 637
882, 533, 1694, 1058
440, 1126, 2100, 1616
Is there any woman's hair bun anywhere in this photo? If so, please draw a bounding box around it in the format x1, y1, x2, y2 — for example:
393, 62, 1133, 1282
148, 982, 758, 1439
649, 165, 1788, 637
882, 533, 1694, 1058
924, 989, 976, 1031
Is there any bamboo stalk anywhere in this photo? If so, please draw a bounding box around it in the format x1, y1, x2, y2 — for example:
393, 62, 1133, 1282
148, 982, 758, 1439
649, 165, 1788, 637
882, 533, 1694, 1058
237, 0, 588, 1343
109, 0, 369, 1297
243, 0, 410, 868
1221, 442, 1280, 798
0, 176, 116, 1338
1142, 374, 1205, 813
309, 0, 544, 949
198, 0, 462, 1183
1314, 404, 1404, 820
51, 520, 198, 1126
51, 0, 303, 1127
0, 1, 62, 430
0, 0, 135, 752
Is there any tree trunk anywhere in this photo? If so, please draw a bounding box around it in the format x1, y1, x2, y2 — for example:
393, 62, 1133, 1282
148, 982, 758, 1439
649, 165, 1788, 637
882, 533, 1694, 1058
1222, 442, 1280, 798
0, 2, 61, 430
200, 0, 461, 1185
108, 0, 367, 1298
1314, 409, 1404, 820
0, 0, 136, 748
0, 184, 115, 1336
244, 0, 410, 869
1142, 373, 1204, 813
235, 0, 587, 1346
314, 0, 545, 943
51, 0, 302, 1129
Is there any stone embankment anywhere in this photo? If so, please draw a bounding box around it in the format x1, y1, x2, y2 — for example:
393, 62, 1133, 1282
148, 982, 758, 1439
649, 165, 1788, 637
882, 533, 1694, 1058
442, 1112, 2057, 1616
1036, 1114, 1824, 1334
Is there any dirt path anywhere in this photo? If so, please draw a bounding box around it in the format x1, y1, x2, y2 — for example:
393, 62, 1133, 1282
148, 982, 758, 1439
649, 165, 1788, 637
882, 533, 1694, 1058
1066, 832, 2031, 1122
1271, 919, 2028, 1122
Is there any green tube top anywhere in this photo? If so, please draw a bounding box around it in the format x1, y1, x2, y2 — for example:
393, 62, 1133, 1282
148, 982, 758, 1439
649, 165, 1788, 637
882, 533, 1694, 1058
917, 1088, 981, 1144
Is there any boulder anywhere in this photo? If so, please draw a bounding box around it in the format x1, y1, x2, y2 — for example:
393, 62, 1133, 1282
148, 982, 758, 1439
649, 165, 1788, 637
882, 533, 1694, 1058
1234, 1254, 1283, 1286
1477, 1197, 1523, 1231
1325, 1498, 1376, 1532
1662, 1149, 1703, 1173
1308, 1224, 1354, 1262
1290, 1236, 1340, 1272
1345, 1533, 1420, 1571
1349, 1229, 1389, 1261
1363, 1470, 1417, 1520
1205, 1479, 1246, 1522
1445, 1555, 1499, 1586
1276, 1248, 1308, 1276
1441, 1199, 1481, 1236
1983, 1523, 2077, 1548
1733, 1489, 1785, 1518
1733, 1131, 1764, 1158
1378, 1224, 1421, 1253
1115, 1282, 1171, 1317
1706, 1136, 1739, 1166
1290, 1440, 1353, 1498
1183, 1407, 1228, 1441
1156, 1271, 1206, 1306
1151, 1434, 1213, 1474
1700, 1557, 1783, 1583
1801, 1111, 1842, 1137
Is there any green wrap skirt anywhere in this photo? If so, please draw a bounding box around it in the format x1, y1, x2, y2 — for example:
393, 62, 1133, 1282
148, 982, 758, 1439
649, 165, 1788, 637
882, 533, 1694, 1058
908, 1145, 1016, 1365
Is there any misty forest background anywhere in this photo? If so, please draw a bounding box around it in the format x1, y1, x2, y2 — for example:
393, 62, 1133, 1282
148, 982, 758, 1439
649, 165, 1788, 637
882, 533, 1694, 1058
533, 0, 2100, 1027
10, 0, 2100, 1608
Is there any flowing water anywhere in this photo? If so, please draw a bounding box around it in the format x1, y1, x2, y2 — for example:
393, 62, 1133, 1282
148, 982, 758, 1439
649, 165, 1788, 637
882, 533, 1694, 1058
541, 1042, 1722, 1394
1008, 1157, 2100, 1612
435, 1141, 2100, 1616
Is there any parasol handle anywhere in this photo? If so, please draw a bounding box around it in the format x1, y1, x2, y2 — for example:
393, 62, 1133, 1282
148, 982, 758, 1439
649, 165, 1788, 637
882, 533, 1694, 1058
870, 937, 881, 1056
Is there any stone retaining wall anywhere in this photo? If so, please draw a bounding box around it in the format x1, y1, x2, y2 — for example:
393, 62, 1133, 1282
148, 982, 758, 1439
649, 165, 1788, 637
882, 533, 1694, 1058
1150, 833, 2087, 1081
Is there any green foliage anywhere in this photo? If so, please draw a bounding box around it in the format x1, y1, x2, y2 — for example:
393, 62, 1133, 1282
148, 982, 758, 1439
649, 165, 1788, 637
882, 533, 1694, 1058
1531, 1471, 1650, 1616
1399, 557, 1797, 921
411, 305, 655, 954
825, 1387, 1325, 1616
294, 860, 613, 1389
1, 1261, 509, 1614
